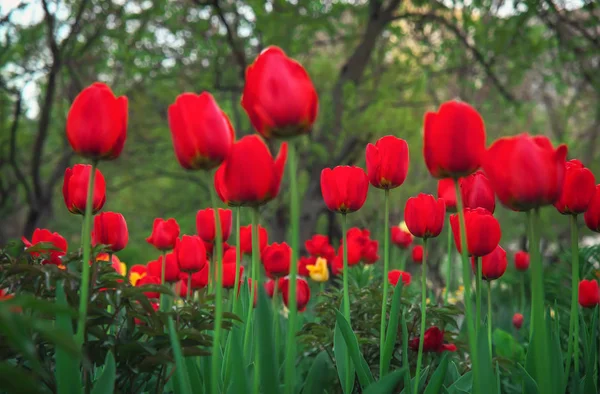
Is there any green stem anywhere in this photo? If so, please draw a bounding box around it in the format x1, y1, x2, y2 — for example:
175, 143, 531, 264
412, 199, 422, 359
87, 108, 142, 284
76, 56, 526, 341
75, 160, 97, 346
342, 213, 352, 393
414, 238, 428, 394
520, 275, 526, 313
487, 281, 492, 359
528, 209, 551, 394
476, 257, 482, 335
273, 284, 280, 370
454, 180, 479, 393
565, 215, 580, 389
379, 189, 391, 376
233, 206, 241, 313
244, 208, 260, 360
209, 177, 224, 394
445, 217, 452, 305
285, 140, 300, 394
399, 249, 407, 271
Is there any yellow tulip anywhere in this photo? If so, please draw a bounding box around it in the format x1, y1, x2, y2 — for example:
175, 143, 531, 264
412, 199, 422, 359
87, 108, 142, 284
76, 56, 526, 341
306, 257, 329, 282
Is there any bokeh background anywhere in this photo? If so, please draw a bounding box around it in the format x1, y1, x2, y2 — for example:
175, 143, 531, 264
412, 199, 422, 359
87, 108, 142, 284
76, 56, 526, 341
1, 0, 599, 284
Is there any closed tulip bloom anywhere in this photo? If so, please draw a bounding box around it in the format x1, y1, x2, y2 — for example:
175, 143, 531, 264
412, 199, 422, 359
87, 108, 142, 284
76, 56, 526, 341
215, 135, 287, 206
363, 240, 379, 264
242, 46, 318, 138
321, 166, 369, 213
147, 252, 180, 283
129, 265, 147, 286
63, 164, 106, 215
176, 235, 207, 273
179, 265, 210, 289
555, 160, 596, 215
175, 279, 188, 298
424, 101, 486, 179
136, 275, 162, 299
305, 234, 335, 260
168, 92, 234, 170
22, 229, 68, 266
579, 280, 600, 308
483, 134, 568, 211
514, 251, 530, 271
306, 257, 329, 282
437, 179, 457, 212
513, 313, 524, 329
93, 212, 128, 252
222, 263, 243, 289
409, 326, 457, 352
388, 270, 411, 287
337, 240, 363, 267
146, 218, 180, 251
460, 170, 496, 213
412, 245, 424, 264
584, 185, 600, 232
471, 245, 507, 281
391, 222, 413, 249
196, 208, 232, 243
279, 277, 311, 312
239, 224, 268, 255
404, 193, 446, 239
66, 82, 128, 160
450, 208, 501, 257
262, 242, 291, 278
365, 136, 409, 189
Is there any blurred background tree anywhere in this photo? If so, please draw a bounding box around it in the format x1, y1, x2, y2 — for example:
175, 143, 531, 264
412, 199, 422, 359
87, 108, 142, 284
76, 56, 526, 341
1, 0, 599, 272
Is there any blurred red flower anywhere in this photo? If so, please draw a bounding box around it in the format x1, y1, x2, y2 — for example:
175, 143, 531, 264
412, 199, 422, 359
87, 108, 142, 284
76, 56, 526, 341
554, 159, 596, 215
365, 136, 409, 189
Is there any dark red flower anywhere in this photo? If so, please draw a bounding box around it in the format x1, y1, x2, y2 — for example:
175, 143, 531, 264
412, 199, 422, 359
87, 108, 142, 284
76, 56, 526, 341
66, 82, 128, 160
242, 46, 318, 138
514, 251, 530, 271
176, 235, 207, 273
391, 224, 413, 249
513, 313, 524, 329
471, 245, 507, 281
168, 92, 234, 170
460, 170, 495, 213
239, 224, 269, 255
579, 280, 600, 308
365, 136, 409, 189
22, 229, 68, 266
196, 208, 232, 243
483, 134, 568, 211
362, 240, 379, 264
215, 135, 287, 207
298, 256, 316, 277
404, 194, 446, 239
179, 265, 210, 289
62, 164, 106, 215
424, 101, 486, 179
554, 160, 596, 215
279, 277, 311, 312
321, 166, 369, 213
175, 279, 188, 298
136, 275, 162, 299
305, 234, 335, 260
146, 218, 180, 251
147, 252, 180, 283
437, 179, 457, 212
412, 245, 424, 264
129, 265, 147, 286
265, 279, 276, 298
450, 208, 501, 257
585, 185, 600, 233
93, 212, 128, 252
261, 243, 291, 278
409, 326, 457, 352
388, 270, 411, 287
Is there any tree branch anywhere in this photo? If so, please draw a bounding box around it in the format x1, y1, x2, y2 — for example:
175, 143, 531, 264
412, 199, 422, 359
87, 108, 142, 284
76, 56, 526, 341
209, 0, 247, 79
8, 93, 33, 206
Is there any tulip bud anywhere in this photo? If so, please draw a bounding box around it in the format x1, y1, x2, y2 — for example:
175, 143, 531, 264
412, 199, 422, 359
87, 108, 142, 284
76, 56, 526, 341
196, 208, 232, 243
63, 164, 106, 215
146, 218, 180, 251
585, 185, 600, 233
554, 160, 596, 215
366, 136, 409, 189
404, 193, 446, 239
450, 208, 501, 257
261, 243, 291, 278
388, 270, 411, 287
514, 251, 530, 271
93, 212, 128, 252
321, 166, 369, 213
512, 313, 524, 329
176, 235, 207, 273
579, 279, 600, 308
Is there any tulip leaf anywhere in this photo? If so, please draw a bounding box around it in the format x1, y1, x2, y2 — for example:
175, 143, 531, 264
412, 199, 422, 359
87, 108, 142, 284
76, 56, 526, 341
444, 361, 461, 387
400, 307, 411, 394
334, 320, 355, 394
302, 351, 332, 394
256, 286, 278, 394
447, 371, 472, 394
334, 309, 374, 389
225, 325, 250, 394
363, 367, 407, 394
399, 366, 429, 394
54, 281, 82, 394
424, 353, 449, 394
381, 282, 403, 376
167, 316, 193, 394
185, 358, 203, 393
517, 363, 539, 394
90, 351, 116, 394
475, 323, 497, 394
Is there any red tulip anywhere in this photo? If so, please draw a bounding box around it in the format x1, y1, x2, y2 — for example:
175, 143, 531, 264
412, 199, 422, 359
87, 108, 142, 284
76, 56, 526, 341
239, 224, 269, 255
261, 243, 291, 278
388, 270, 411, 287
22, 229, 67, 266
412, 245, 424, 264
129, 265, 147, 286
513, 313, 524, 329
179, 265, 210, 289
404, 194, 446, 239
298, 256, 315, 277
168, 92, 234, 170
93, 212, 128, 252
279, 277, 311, 312
391, 223, 413, 249
362, 240, 379, 264
483, 134, 568, 211
555, 160, 596, 215
136, 275, 162, 299
222, 263, 243, 289
585, 185, 600, 233
176, 235, 207, 273
175, 279, 188, 298
514, 251, 530, 271
62, 164, 106, 215
196, 208, 232, 243
242, 46, 318, 138
265, 279, 276, 298
147, 252, 180, 283
471, 245, 507, 281
146, 218, 180, 251
66, 82, 128, 160
321, 166, 369, 213
365, 136, 409, 189
437, 179, 457, 212
579, 280, 600, 308
305, 235, 335, 260
215, 135, 287, 206
460, 170, 495, 213
409, 326, 457, 352
450, 208, 501, 257
424, 101, 486, 178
